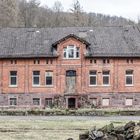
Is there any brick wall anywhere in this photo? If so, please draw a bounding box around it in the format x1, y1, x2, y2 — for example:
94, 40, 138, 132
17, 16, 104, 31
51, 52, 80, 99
0, 37, 139, 108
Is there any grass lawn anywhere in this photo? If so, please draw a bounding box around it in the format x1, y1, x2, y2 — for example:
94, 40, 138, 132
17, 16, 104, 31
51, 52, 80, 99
0, 119, 128, 140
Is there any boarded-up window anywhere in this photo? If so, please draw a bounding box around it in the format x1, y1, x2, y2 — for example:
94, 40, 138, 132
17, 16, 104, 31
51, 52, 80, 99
102, 98, 110, 106
90, 98, 97, 107
125, 98, 133, 106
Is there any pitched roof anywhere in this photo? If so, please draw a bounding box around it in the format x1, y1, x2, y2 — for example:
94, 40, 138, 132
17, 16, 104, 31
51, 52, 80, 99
0, 26, 140, 58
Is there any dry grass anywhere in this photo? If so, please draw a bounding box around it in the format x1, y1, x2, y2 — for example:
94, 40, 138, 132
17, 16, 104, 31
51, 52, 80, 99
0, 120, 127, 140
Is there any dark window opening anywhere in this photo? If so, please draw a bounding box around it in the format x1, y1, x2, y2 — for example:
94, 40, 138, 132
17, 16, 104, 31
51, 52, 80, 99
9, 98, 17, 106
33, 98, 40, 105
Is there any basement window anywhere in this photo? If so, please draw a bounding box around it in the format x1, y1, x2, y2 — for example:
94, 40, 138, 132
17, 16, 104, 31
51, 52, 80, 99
33, 98, 40, 106
9, 98, 17, 106
125, 98, 133, 106
102, 98, 110, 106
45, 98, 53, 108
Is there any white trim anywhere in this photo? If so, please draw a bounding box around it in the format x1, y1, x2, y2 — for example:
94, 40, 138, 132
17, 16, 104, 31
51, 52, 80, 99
9, 71, 18, 87
125, 74, 133, 86
32, 71, 40, 87
63, 45, 80, 59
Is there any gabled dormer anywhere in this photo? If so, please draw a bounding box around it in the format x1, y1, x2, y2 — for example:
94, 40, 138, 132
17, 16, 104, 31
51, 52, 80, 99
52, 34, 90, 59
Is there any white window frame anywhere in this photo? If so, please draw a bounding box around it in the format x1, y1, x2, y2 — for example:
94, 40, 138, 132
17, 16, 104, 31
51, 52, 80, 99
125, 70, 133, 86
32, 71, 40, 87
63, 45, 80, 59
9, 71, 18, 87
45, 71, 53, 86
102, 71, 110, 86
89, 71, 97, 86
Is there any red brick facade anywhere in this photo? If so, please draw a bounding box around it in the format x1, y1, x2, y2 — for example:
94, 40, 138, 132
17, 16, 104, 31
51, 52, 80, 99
0, 37, 140, 108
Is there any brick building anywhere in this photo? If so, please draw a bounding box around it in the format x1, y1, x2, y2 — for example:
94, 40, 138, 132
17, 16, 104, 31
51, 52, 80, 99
0, 26, 140, 108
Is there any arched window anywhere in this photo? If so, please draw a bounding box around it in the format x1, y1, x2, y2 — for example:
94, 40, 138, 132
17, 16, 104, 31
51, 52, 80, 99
66, 70, 76, 77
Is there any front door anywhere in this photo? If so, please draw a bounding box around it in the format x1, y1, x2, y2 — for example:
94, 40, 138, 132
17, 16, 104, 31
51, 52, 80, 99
68, 98, 76, 108
66, 70, 76, 93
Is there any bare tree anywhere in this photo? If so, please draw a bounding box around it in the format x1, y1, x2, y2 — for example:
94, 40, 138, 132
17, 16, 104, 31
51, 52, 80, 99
0, 0, 18, 27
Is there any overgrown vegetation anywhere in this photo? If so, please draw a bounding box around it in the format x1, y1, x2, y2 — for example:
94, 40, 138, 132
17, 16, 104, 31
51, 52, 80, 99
0, 0, 135, 28
0, 108, 140, 116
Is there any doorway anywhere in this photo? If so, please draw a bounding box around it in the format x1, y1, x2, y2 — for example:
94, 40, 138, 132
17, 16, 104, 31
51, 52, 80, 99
68, 98, 76, 108
66, 70, 76, 93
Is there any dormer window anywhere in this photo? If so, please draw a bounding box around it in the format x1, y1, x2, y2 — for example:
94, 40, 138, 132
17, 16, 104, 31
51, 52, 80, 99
63, 45, 80, 59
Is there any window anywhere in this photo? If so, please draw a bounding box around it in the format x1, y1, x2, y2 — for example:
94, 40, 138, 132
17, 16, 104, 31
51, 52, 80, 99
11, 60, 17, 64
63, 45, 80, 59
125, 98, 133, 106
103, 71, 110, 86
45, 71, 53, 86
34, 59, 40, 64
45, 98, 53, 108
33, 98, 40, 106
103, 59, 110, 64
46, 59, 49, 64
127, 59, 133, 64
10, 71, 17, 86
125, 70, 133, 86
89, 71, 97, 86
9, 98, 17, 106
102, 98, 110, 106
33, 71, 40, 86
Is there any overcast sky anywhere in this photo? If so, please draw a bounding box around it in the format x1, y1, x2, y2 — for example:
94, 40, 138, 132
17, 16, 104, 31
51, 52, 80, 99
39, 0, 140, 22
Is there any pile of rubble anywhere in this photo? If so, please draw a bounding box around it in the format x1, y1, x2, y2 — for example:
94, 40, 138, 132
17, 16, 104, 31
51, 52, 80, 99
79, 121, 140, 140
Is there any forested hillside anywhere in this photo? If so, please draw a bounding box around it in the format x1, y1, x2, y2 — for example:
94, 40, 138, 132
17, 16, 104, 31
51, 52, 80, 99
0, 0, 135, 28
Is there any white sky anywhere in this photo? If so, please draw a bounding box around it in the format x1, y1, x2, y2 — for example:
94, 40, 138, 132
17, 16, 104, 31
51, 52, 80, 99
39, 0, 140, 22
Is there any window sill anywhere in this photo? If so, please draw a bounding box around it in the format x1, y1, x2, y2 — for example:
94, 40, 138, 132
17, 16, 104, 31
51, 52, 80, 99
9, 85, 18, 88
89, 85, 97, 87
125, 85, 134, 87
45, 85, 54, 88
32, 85, 40, 87
102, 85, 111, 87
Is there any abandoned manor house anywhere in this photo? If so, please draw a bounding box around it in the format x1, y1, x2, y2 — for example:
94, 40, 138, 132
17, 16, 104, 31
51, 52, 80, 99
0, 26, 140, 108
